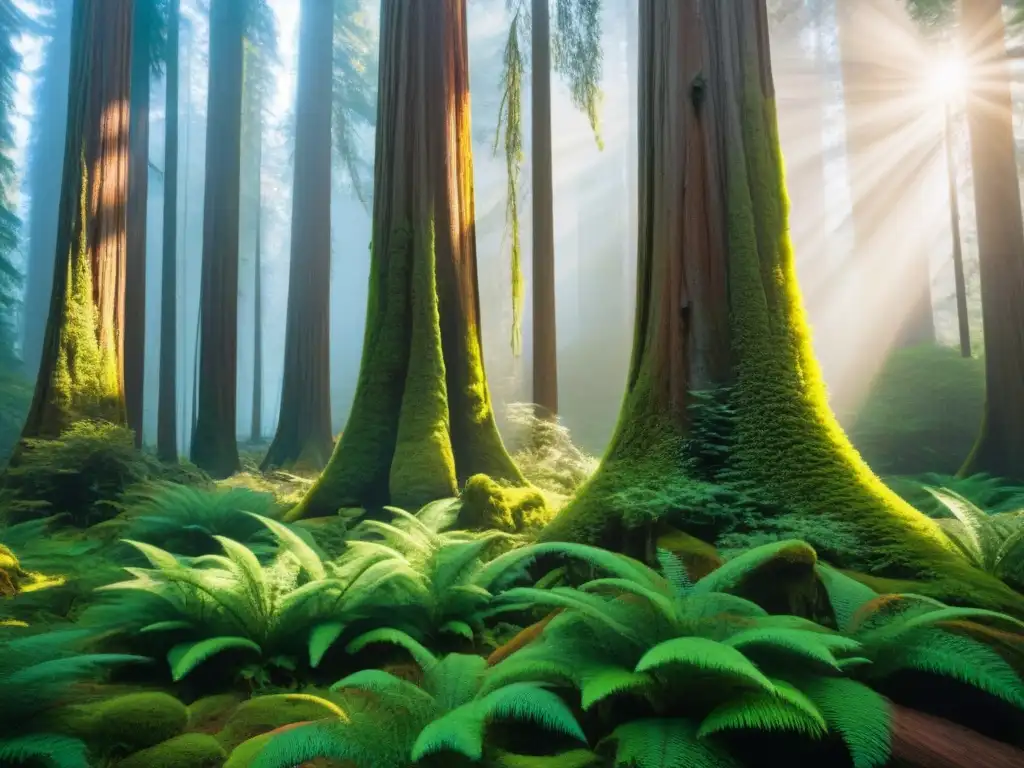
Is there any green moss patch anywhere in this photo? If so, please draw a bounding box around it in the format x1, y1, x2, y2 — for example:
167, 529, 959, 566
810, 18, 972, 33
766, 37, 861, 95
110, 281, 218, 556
118, 733, 226, 768
215, 692, 349, 752
459, 474, 550, 533
68, 692, 188, 757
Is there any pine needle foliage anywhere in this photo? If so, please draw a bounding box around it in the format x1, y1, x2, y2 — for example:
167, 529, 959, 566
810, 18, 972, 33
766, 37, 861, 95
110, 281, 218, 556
0, 629, 147, 768
248, 644, 585, 767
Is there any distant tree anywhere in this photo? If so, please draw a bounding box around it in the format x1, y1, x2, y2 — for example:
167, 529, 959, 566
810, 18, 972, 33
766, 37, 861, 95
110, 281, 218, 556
0, 0, 24, 369
21, 0, 73, 377
157, 0, 180, 462
332, 0, 376, 203
21, 0, 134, 439
290, 0, 525, 519
540, 0, 1019, 614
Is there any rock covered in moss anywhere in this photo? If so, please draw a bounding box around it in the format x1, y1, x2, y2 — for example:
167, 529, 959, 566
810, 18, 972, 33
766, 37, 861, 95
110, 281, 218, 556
459, 474, 549, 532
216, 693, 347, 752
187, 693, 247, 734
118, 733, 226, 768
0, 543, 26, 596
72, 691, 189, 756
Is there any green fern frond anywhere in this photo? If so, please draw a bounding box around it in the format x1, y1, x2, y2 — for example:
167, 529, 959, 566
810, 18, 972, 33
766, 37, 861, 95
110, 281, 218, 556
330, 669, 434, 705
410, 704, 486, 762
579, 666, 652, 710
355, 520, 435, 556
799, 677, 892, 768
603, 718, 740, 768
139, 620, 193, 634
121, 539, 182, 570
474, 542, 661, 593
168, 637, 261, 682
440, 620, 475, 641
415, 498, 463, 533
814, 566, 878, 632
346, 628, 438, 671
494, 750, 601, 768
697, 687, 827, 739
693, 540, 816, 596
247, 512, 327, 580
477, 682, 586, 740
579, 578, 675, 618
924, 487, 990, 564
656, 547, 693, 596
308, 621, 346, 668
725, 627, 858, 671
249, 720, 399, 768
427, 653, 489, 710
496, 587, 638, 639
635, 637, 774, 693
0, 733, 89, 768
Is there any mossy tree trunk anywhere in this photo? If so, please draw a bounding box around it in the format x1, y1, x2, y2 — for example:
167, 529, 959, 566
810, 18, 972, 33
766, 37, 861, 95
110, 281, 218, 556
21, 0, 133, 440
290, 0, 525, 519
540, 0, 1020, 613
262, 0, 333, 472
22, 0, 72, 378
189, 0, 244, 478
959, 0, 1024, 481
157, 0, 180, 462
531, 0, 558, 420
125, 0, 151, 447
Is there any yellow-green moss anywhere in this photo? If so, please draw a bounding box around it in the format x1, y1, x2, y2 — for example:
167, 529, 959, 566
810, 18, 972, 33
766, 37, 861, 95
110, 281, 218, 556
118, 733, 226, 768
187, 693, 247, 733
216, 692, 347, 752
62, 692, 188, 756
459, 473, 549, 532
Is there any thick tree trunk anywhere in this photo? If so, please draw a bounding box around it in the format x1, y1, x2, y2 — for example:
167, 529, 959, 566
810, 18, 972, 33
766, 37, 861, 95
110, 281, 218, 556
21, 0, 133, 439
251, 198, 262, 444
22, 0, 73, 377
540, 0, 1021, 615
290, 0, 525, 519
959, 0, 1024, 480
836, 0, 935, 354
125, 0, 150, 447
189, 0, 244, 478
262, 0, 333, 471
157, 0, 180, 462
531, 0, 558, 419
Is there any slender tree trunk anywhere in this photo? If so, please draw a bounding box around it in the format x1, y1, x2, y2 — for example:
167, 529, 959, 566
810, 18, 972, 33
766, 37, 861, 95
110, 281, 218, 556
21, 0, 134, 440
960, 0, 1024, 479
22, 0, 73, 377
189, 0, 244, 478
541, 0, 1020, 614
125, 0, 150, 446
531, 0, 558, 419
262, 0, 332, 471
290, 0, 525, 519
250, 195, 262, 443
157, 0, 180, 462
944, 99, 971, 359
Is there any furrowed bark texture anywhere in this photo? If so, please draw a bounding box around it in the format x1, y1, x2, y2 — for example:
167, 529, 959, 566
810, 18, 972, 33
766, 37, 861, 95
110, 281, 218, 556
157, 0, 180, 462
22, 0, 133, 439
125, 0, 151, 446
290, 0, 525, 519
541, 0, 1022, 614
262, 0, 334, 471
190, 0, 244, 478
959, 0, 1024, 481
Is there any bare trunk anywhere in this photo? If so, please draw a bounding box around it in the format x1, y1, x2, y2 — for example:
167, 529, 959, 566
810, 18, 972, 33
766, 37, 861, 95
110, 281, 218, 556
291, 0, 524, 519
960, 0, 1024, 479
531, 0, 558, 419
541, 0, 1020, 615
125, 0, 150, 447
251, 197, 262, 444
157, 0, 180, 462
189, 0, 244, 478
21, 0, 133, 440
262, 0, 333, 471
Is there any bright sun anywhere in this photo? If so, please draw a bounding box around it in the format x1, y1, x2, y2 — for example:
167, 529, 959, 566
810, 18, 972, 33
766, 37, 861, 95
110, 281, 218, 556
928, 53, 968, 100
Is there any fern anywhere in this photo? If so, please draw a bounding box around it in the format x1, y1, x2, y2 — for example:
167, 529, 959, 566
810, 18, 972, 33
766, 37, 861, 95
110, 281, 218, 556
168, 636, 262, 682
636, 637, 775, 692
697, 688, 826, 739
0, 733, 90, 768
798, 677, 892, 768
603, 719, 740, 768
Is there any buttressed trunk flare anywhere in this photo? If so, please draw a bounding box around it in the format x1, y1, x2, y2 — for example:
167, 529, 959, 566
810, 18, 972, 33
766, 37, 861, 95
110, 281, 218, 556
289, 0, 525, 520
540, 0, 1022, 614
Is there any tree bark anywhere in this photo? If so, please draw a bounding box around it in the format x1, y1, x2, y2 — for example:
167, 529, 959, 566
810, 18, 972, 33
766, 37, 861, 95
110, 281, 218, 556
540, 0, 1021, 615
21, 0, 134, 440
189, 0, 244, 478
157, 0, 180, 462
125, 0, 151, 447
290, 0, 525, 519
262, 0, 333, 471
251, 197, 263, 444
22, 0, 73, 378
959, 0, 1024, 480
531, 0, 558, 419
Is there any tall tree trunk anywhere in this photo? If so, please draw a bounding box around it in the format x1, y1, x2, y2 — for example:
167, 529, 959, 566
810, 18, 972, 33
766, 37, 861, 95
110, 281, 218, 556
21, 0, 134, 439
540, 0, 1020, 614
157, 0, 180, 462
125, 0, 151, 446
262, 0, 332, 471
250, 196, 262, 443
960, 0, 1024, 479
531, 0, 558, 419
189, 0, 244, 478
290, 0, 525, 519
836, 0, 935, 352
22, 0, 73, 377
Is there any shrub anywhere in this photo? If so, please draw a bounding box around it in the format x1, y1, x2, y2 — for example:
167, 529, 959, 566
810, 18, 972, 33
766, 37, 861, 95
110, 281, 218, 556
847, 345, 984, 476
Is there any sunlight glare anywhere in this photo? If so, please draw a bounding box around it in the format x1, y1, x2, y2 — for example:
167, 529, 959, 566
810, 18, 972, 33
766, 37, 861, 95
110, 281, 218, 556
928, 53, 967, 101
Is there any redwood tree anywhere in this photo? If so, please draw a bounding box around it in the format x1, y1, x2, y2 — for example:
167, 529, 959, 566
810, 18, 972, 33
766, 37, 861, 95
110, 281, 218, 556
262, 0, 333, 471
290, 0, 524, 518
190, 0, 244, 477
541, 0, 1019, 613
959, 0, 1024, 479
21, 0, 134, 439
157, 0, 180, 462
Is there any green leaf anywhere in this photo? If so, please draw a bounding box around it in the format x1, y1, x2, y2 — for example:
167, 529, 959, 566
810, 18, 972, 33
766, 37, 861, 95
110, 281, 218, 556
309, 621, 346, 668
635, 637, 775, 693
603, 718, 740, 768
168, 637, 262, 682
346, 628, 438, 670
697, 687, 827, 739
579, 666, 652, 711
246, 512, 326, 580
799, 677, 892, 768
440, 620, 475, 641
